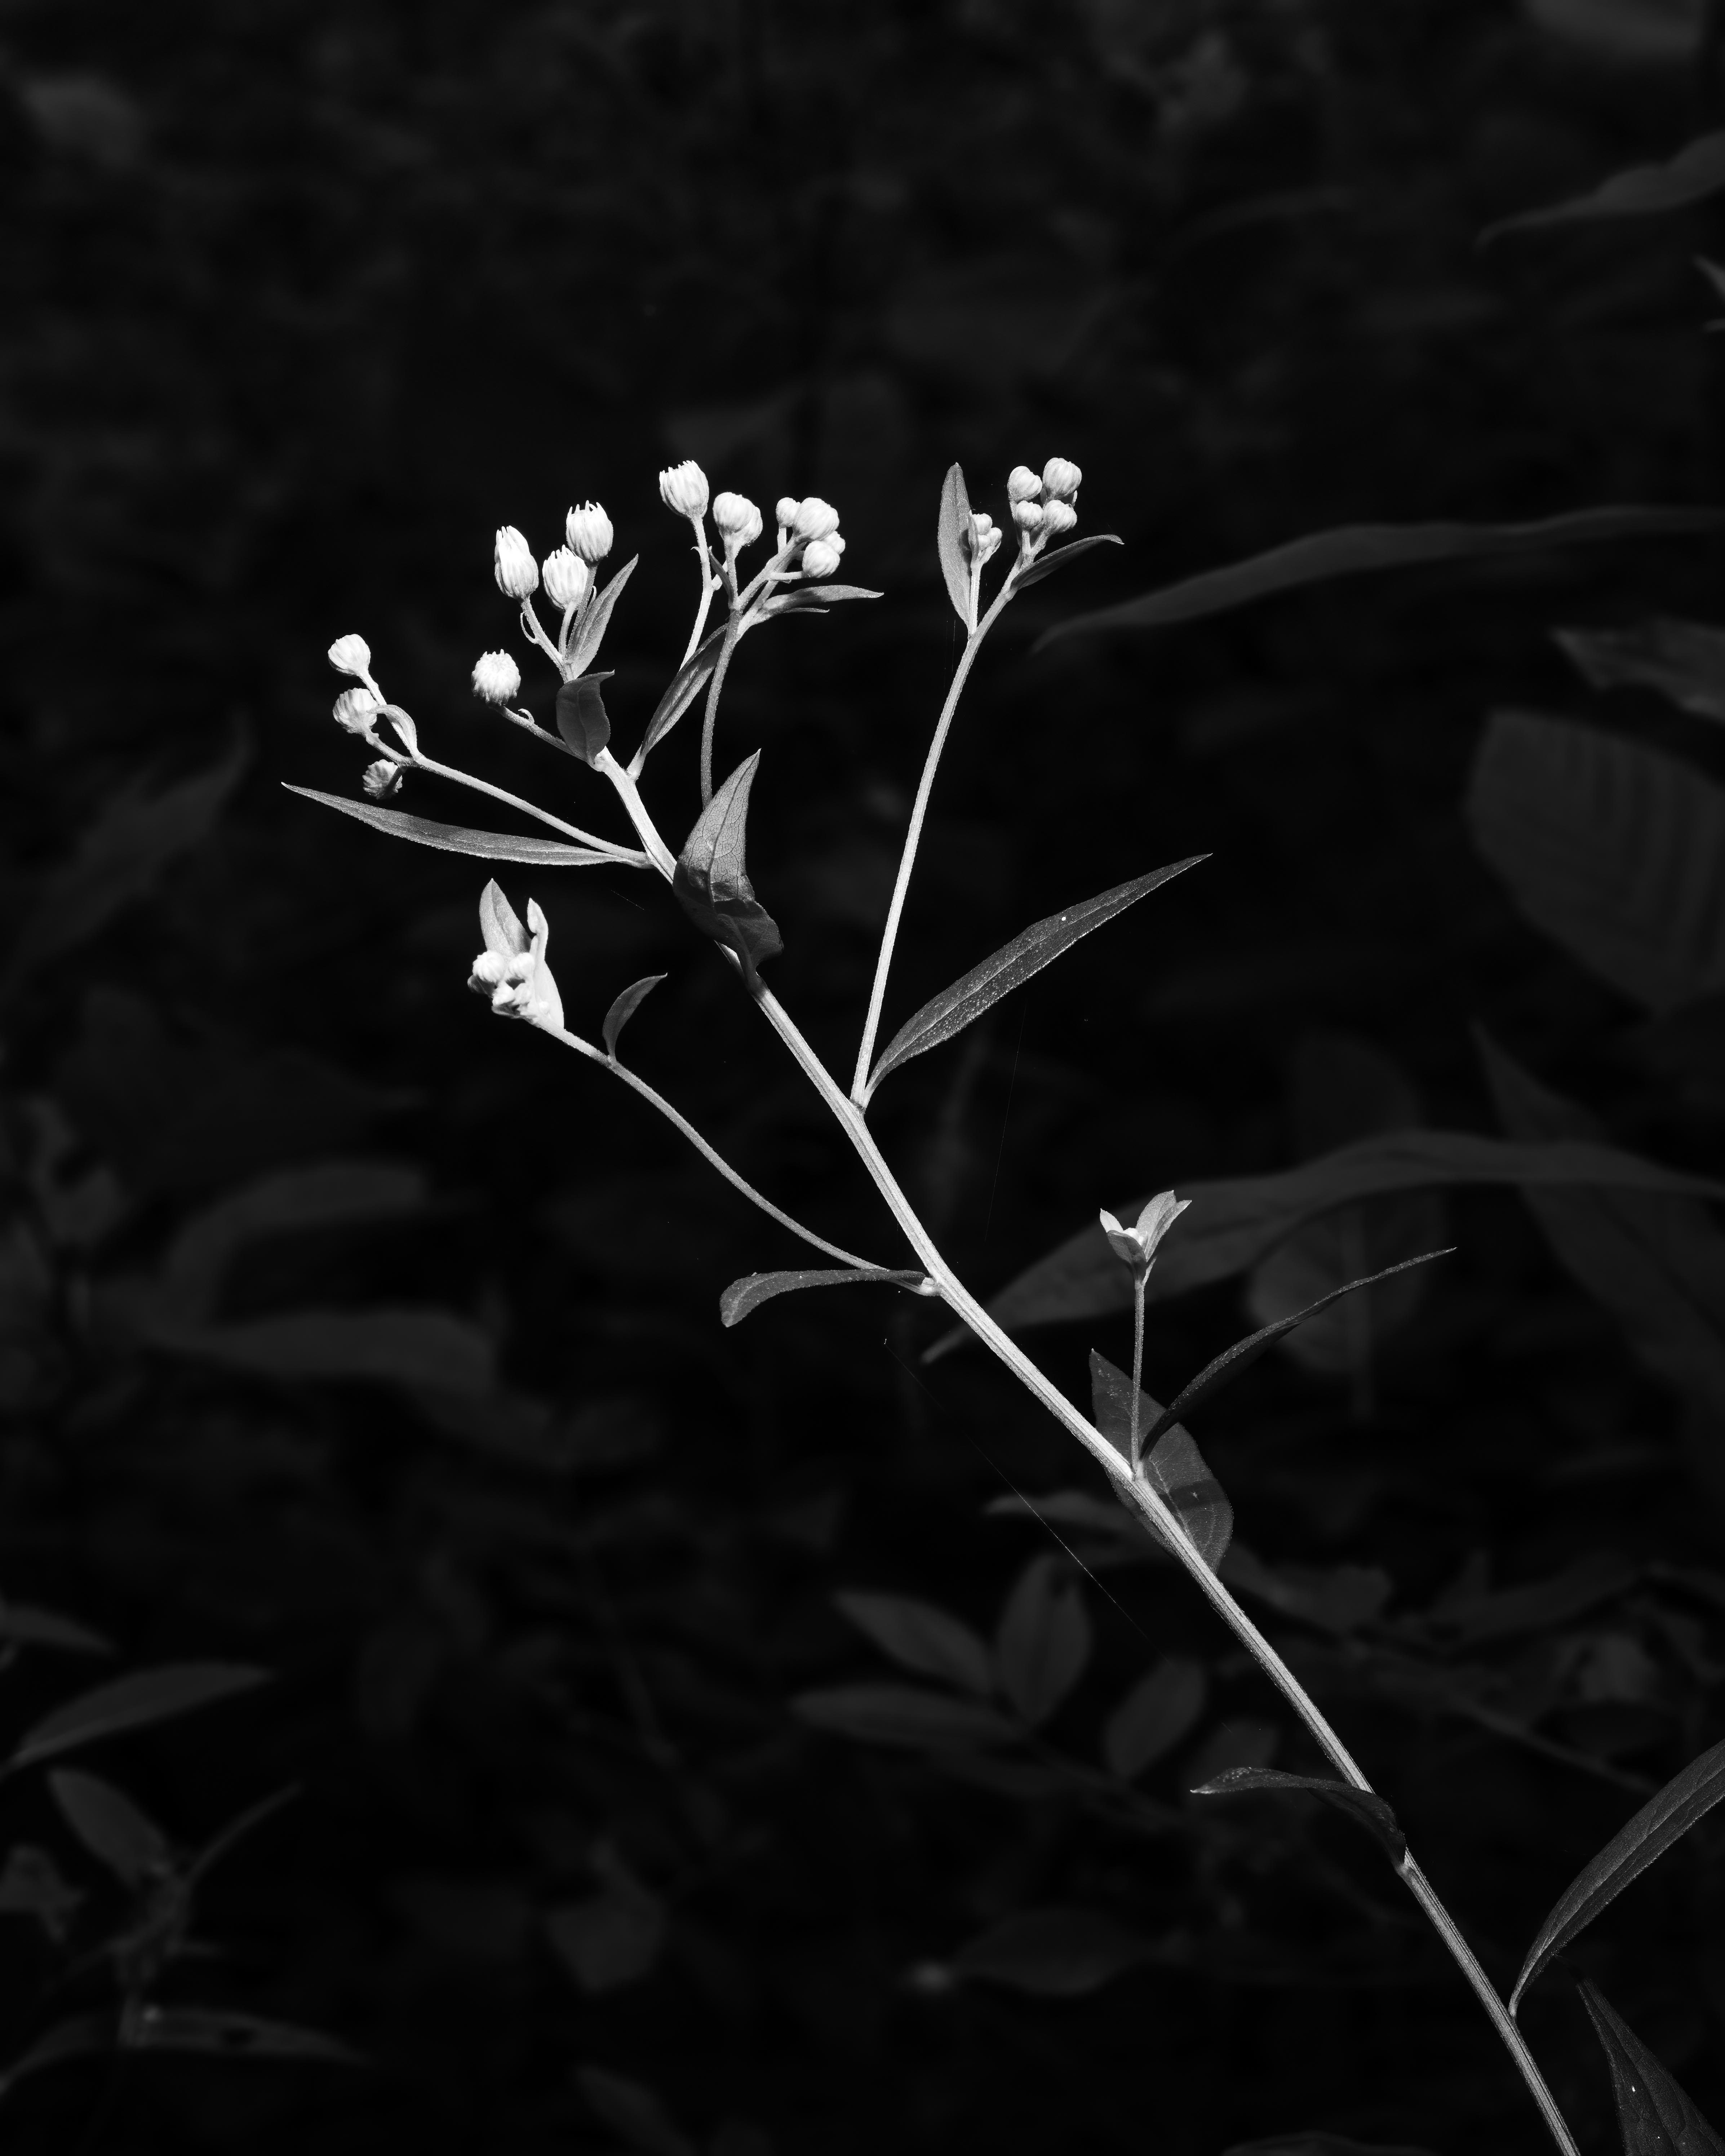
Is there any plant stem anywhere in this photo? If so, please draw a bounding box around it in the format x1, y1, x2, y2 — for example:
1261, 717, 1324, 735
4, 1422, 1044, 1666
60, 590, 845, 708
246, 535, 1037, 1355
700, 610, 747, 808
1128, 1272, 1148, 1471
679, 522, 718, 669
849, 573, 1018, 1103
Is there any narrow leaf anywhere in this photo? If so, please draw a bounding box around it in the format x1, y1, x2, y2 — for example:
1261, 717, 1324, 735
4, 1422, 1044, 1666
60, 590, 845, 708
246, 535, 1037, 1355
283, 788, 618, 867
719, 1268, 927, 1327
564, 554, 638, 678
1104, 1656, 1208, 1779
603, 974, 666, 1060
48, 1770, 170, 1887
952, 1907, 1153, 1996
868, 858, 1204, 1097
994, 1556, 1092, 1726
1037, 508, 1725, 649
553, 672, 612, 765
1468, 711, 1725, 1013
936, 462, 975, 629
1555, 619, 1725, 723
783, 582, 883, 605
1011, 534, 1123, 592
1191, 1767, 1406, 1863
1483, 132, 1725, 243
671, 751, 783, 987
123, 2004, 362, 2066
10, 1664, 268, 1770
1091, 1352, 1233, 1569
792, 1682, 1019, 1751
1146, 1249, 1452, 1444
637, 627, 726, 761
1510, 1735, 1725, 2017
835, 1591, 994, 1696
1578, 1980, 1725, 2156
0, 1605, 111, 1656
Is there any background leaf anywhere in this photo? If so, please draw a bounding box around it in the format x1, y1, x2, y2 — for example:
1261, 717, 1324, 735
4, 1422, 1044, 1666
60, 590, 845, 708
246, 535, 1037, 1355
48, 1769, 170, 1886
992, 1555, 1092, 1725
835, 1591, 994, 1696
1103, 1656, 1208, 1779
792, 1683, 1020, 1752
141, 1308, 497, 1393
950, 1907, 1153, 1996
1556, 619, 1725, 722
10, 1664, 268, 1770
1578, 1981, 1725, 2156
123, 2005, 361, 2065
1482, 131, 1725, 241
284, 789, 618, 867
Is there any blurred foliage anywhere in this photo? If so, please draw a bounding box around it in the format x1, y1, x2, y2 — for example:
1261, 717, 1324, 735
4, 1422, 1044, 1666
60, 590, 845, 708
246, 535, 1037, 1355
3, 1, 1725, 2151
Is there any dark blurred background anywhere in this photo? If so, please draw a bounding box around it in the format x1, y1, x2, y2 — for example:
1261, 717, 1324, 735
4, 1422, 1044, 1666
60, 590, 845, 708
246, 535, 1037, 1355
3, 2, 1725, 2152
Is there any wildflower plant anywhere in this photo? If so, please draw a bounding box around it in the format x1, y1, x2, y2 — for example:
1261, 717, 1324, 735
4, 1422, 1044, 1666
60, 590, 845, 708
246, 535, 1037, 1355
292, 455, 1724, 2156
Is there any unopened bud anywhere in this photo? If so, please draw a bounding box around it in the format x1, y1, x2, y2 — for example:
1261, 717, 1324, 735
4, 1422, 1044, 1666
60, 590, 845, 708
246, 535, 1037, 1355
362, 758, 403, 800
801, 538, 842, 579
328, 633, 373, 679
541, 547, 591, 612
1011, 498, 1046, 534
775, 497, 801, 531
1041, 499, 1078, 538
471, 650, 522, 705
1006, 466, 1042, 505
1041, 456, 1082, 502
564, 501, 614, 564
494, 526, 538, 600
332, 686, 381, 734
659, 461, 710, 519
791, 496, 840, 542
711, 492, 763, 550
976, 524, 1004, 566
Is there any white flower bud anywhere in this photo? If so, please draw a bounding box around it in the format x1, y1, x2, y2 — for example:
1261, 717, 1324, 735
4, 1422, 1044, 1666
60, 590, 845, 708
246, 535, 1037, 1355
976, 524, 1003, 566
1006, 466, 1042, 505
468, 883, 563, 1033
1099, 1190, 1192, 1277
332, 686, 381, 734
328, 633, 373, 679
1041, 500, 1078, 538
801, 538, 842, 579
659, 461, 710, 519
790, 496, 840, 542
711, 492, 763, 549
1011, 498, 1046, 534
775, 496, 801, 531
564, 501, 614, 564
493, 527, 538, 600
362, 758, 403, 800
471, 650, 522, 705
1041, 457, 1082, 503
541, 547, 591, 613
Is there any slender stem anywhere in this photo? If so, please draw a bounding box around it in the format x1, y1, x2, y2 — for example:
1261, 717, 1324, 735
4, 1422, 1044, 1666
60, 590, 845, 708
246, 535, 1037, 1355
519, 598, 563, 666
595, 750, 678, 874
700, 610, 747, 808
850, 573, 1019, 1103
411, 749, 643, 861
679, 521, 718, 670
1128, 1273, 1148, 1471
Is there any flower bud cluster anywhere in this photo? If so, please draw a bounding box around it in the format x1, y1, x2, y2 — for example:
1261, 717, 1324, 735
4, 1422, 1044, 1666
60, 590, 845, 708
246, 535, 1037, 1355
659, 461, 709, 520
1005, 457, 1082, 549
468, 882, 563, 1034
775, 495, 847, 580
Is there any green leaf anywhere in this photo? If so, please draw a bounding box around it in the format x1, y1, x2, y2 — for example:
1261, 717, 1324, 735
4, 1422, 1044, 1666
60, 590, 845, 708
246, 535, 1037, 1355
1103, 1656, 1208, 1779
993, 1556, 1091, 1726
1510, 1736, 1725, 2016
944, 1131, 1725, 1350
553, 671, 612, 764
122, 2005, 361, 2066
1482, 132, 1725, 243
835, 1591, 994, 1696
48, 1770, 170, 1887
1468, 711, 1725, 1013
866, 859, 1204, 1099
719, 1268, 927, 1327
564, 554, 638, 678
636, 627, 726, 762
283, 788, 618, 867
1578, 1980, 1725, 2156
1147, 1250, 1450, 1445
1037, 508, 1725, 649
1010, 533, 1122, 591
951, 1907, 1153, 1996
671, 751, 784, 988
1091, 1352, 1234, 1570
10, 1663, 268, 1771
936, 462, 976, 629
1190, 1767, 1406, 1863
1556, 619, 1725, 723
602, 974, 666, 1060
792, 1682, 1019, 1751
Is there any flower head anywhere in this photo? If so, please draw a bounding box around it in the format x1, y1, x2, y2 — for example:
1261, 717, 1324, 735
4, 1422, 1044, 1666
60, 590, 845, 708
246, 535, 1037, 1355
711, 492, 764, 553
1011, 498, 1046, 535
1041, 456, 1082, 503
564, 502, 613, 565
1006, 466, 1042, 505
1041, 499, 1078, 538
801, 538, 842, 580
471, 650, 522, 705
467, 880, 564, 1033
332, 686, 381, 735
494, 526, 538, 600
1099, 1191, 1192, 1278
541, 547, 591, 613
660, 461, 710, 520
775, 496, 801, 533
328, 633, 374, 680
362, 758, 403, 800
790, 496, 841, 543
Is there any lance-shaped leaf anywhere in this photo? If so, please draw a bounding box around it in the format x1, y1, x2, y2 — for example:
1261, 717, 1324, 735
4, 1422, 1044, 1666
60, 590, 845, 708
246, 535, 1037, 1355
554, 672, 612, 765
603, 974, 666, 1060
123, 2004, 362, 2066
1578, 1981, 1725, 2156
636, 627, 727, 763
1555, 620, 1725, 724
284, 788, 620, 867
1142, 1249, 1452, 1448
0, 2014, 112, 2099
564, 554, 638, 678
994, 1556, 1091, 1726
936, 462, 976, 629
1090, 1351, 1233, 1570
1510, 1735, 1725, 2018
1036, 508, 1725, 649
671, 751, 783, 988
866, 858, 1204, 1100
48, 1770, 170, 1887
1191, 1766, 1406, 1863
8, 1664, 268, 1772
1011, 534, 1122, 592
720, 1268, 928, 1327
1483, 132, 1725, 244
764, 582, 884, 618
836, 1591, 993, 1696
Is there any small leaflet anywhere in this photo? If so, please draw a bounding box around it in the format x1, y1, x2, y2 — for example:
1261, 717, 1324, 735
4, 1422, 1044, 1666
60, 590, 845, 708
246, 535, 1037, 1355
1190, 1766, 1406, 1864
554, 673, 613, 765
719, 1268, 927, 1327
671, 753, 784, 987
602, 975, 666, 1060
